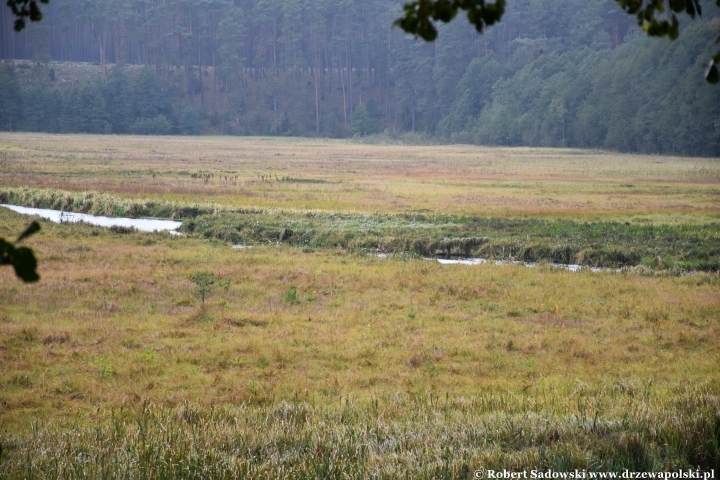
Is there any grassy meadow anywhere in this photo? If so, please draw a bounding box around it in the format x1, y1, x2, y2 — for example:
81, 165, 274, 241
1, 133, 719, 476
1, 133, 720, 221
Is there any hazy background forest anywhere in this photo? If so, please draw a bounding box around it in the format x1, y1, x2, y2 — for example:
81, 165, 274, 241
0, 0, 719, 156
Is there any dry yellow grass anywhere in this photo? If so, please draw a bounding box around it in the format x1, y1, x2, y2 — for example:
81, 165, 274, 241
1, 207, 718, 432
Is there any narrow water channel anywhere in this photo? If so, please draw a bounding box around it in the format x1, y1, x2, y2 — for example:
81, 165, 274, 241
435, 257, 615, 272
1, 205, 182, 234
375, 253, 615, 272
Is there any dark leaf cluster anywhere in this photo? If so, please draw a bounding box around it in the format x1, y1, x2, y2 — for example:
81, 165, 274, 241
395, 0, 505, 41
0, 221, 40, 282
6, 0, 48, 31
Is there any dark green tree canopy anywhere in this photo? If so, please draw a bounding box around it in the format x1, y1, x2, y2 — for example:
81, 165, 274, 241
396, 0, 720, 82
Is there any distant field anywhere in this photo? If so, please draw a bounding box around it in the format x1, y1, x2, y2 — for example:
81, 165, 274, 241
1, 133, 719, 475
1, 133, 719, 222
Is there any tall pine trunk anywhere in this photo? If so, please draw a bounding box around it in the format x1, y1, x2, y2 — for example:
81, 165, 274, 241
314, 69, 320, 133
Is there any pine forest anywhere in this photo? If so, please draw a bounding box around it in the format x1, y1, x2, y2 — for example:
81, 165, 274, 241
1, 0, 719, 156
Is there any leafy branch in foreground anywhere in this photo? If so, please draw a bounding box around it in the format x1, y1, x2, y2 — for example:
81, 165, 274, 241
0, 221, 40, 282
616, 0, 720, 83
396, 0, 720, 83
5, 0, 48, 31
395, 0, 506, 42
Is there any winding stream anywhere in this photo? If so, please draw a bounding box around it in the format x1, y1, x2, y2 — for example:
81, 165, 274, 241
3, 204, 616, 271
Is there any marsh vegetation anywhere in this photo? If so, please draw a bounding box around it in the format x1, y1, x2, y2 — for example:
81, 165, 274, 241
0, 134, 718, 476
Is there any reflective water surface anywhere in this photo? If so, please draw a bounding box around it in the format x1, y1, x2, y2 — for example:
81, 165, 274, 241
2, 205, 182, 234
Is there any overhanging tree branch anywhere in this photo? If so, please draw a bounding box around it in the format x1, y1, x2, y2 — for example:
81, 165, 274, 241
395, 0, 720, 83
6, 0, 49, 31
395, 0, 506, 41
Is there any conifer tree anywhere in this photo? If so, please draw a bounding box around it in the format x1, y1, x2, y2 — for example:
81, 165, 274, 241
0, 67, 22, 130
104, 66, 133, 133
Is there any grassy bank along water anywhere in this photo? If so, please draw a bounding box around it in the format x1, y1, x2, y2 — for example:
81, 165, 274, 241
3, 187, 719, 271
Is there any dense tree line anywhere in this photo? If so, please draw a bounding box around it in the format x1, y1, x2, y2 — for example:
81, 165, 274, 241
0, 0, 718, 155
0, 64, 200, 135
445, 21, 720, 156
